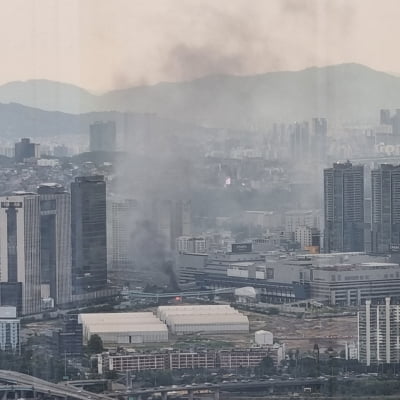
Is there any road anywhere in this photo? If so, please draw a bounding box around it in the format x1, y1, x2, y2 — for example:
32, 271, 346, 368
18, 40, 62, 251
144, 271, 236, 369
0, 369, 113, 400
110, 378, 328, 398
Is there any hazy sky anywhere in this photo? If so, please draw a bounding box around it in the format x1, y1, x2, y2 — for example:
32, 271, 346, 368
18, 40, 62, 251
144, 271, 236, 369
0, 0, 399, 92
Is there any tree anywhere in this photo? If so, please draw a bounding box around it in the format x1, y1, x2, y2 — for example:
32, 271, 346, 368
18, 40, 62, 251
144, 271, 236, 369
87, 334, 104, 354
255, 356, 276, 376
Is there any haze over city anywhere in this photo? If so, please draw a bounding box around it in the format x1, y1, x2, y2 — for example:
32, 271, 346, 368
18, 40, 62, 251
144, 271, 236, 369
1, 1, 400, 399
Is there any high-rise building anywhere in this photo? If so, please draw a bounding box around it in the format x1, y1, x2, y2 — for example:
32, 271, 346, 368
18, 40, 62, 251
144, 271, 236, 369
37, 183, 72, 305
358, 297, 400, 366
172, 200, 192, 243
0, 193, 41, 315
14, 138, 40, 163
151, 199, 192, 252
311, 117, 327, 161
392, 109, 400, 136
380, 109, 391, 125
89, 121, 117, 152
71, 176, 107, 294
324, 161, 365, 252
288, 122, 309, 161
371, 164, 400, 253
109, 198, 138, 275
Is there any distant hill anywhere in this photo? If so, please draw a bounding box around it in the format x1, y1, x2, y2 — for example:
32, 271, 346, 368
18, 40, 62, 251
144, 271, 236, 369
0, 80, 96, 114
2, 64, 400, 127
0, 103, 117, 138
0, 102, 217, 141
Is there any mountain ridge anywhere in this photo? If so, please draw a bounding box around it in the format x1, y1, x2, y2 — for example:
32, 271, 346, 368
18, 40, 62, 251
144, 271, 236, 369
1, 63, 399, 127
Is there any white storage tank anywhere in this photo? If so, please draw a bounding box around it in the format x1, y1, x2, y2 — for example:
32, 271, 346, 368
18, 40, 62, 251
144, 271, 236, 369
255, 330, 273, 345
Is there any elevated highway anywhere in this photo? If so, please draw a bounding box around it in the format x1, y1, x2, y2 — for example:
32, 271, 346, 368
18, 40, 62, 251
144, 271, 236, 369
109, 378, 327, 400
0, 370, 113, 400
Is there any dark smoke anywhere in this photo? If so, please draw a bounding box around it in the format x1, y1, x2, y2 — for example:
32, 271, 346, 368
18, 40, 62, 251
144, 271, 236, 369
128, 219, 171, 287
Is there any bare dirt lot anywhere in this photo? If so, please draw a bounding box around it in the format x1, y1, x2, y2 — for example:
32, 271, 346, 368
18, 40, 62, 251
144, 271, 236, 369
180, 310, 358, 354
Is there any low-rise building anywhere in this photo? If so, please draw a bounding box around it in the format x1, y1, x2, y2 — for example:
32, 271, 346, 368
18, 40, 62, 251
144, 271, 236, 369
57, 315, 83, 356
97, 345, 285, 374
158, 305, 249, 335
0, 307, 20, 353
176, 236, 207, 254
79, 312, 169, 345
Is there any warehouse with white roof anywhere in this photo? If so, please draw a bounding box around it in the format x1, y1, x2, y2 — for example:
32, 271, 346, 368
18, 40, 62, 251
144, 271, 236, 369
157, 305, 249, 335
79, 312, 168, 345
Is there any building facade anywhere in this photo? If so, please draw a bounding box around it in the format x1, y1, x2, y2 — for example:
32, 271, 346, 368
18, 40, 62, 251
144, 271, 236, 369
285, 210, 317, 233
108, 198, 138, 279
311, 262, 400, 306
176, 236, 207, 254
151, 199, 191, 251
89, 121, 117, 152
14, 138, 40, 163
0, 307, 20, 353
38, 183, 72, 305
324, 161, 364, 253
98, 346, 285, 374
358, 297, 400, 365
0, 193, 41, 315
57, 315, 83, 356
71, 176, 107, 294
371, 164, 400, 253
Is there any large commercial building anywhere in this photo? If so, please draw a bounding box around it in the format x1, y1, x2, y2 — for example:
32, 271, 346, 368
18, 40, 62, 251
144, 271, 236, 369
371, 164, 400, 253
311, 262, 400, 306
191, 248, 400, 305
71, 176, 107, 294
324, 161, 365, 253
157, 305, 249, 335
0, 193, 41, 315
38, 183, 72, 305
176, 252, 208, 286
89, 121, 117, 152
358, 297, 400, 365
79, 312, 168, 345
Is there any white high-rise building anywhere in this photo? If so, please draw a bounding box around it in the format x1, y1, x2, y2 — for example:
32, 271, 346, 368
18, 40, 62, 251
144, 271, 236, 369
0, 193, 41, 315
358, 297, 400, 365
